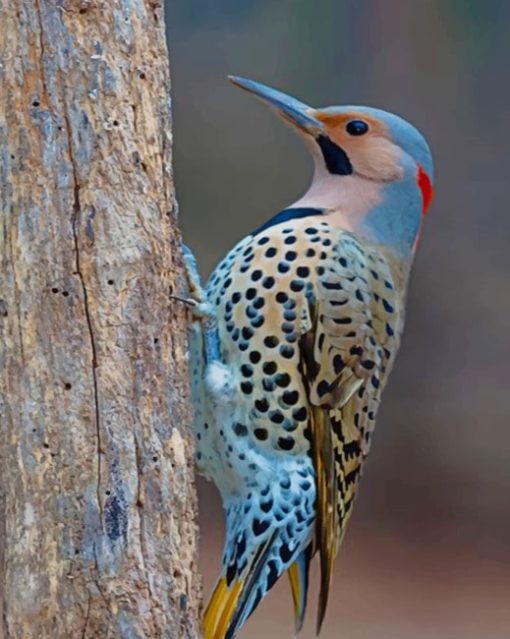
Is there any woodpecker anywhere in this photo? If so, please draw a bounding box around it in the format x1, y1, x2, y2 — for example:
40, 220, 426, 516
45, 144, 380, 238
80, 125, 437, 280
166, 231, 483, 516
185, 76, 434, 639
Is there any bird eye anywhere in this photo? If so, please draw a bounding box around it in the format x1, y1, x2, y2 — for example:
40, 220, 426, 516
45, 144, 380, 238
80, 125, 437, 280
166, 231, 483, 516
346, 120, 369, 136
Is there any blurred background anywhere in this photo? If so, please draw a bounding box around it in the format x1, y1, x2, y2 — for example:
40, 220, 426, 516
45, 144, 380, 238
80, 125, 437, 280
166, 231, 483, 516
166, 2, 510, 637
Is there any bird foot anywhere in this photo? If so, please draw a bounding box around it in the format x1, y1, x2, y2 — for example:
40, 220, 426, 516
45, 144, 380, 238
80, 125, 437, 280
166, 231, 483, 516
175, 243, 221, 364
173, 243, 216, 323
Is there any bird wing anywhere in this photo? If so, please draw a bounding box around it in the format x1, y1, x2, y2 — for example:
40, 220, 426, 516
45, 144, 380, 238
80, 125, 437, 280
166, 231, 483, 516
298, 231, 402, 632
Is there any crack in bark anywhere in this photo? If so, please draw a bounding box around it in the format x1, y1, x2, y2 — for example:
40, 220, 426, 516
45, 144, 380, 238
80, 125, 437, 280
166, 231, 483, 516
134, 435, 158, 630
34, 0, 50, 107
63, 113, 103, 522
6, 226, 25, 366
80, 594, 92, 639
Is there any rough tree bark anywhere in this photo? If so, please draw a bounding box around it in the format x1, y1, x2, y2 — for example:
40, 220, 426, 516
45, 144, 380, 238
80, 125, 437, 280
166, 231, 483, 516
0, 1, 200, 638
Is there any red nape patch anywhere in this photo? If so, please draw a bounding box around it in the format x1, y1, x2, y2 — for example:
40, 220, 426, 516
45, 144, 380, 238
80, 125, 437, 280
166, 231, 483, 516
417, 164, 433, 215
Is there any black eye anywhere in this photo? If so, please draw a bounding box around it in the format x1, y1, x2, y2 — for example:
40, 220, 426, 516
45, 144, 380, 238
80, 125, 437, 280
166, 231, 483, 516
346, 120, 369, 136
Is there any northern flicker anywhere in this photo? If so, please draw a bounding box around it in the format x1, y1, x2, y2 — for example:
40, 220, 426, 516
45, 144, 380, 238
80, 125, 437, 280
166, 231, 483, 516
184, 76, 434, 639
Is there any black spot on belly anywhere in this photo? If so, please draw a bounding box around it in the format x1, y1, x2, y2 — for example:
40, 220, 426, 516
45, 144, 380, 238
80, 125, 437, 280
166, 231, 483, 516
254, 428, 268, 440
290, 279, 304, 292
292, 406, 308, 421
280, 345, 294, 359
266, 560, 279, 589
253, 518, 270, 536
255, 398, 269, 412
264, 336, 279, 348
270, 411, 284, 424
278, 437, 295, 451
296, 266, 310, 278
275, 373, 291, 387
280, 543, 292, 563
282, 390, 299, 406
251, 315, 265, 328
263, 378, 276, 392
280, 477, 291, 490
233, 422, 248, 436
261, 499, 273, 513
263, 361, 277, 375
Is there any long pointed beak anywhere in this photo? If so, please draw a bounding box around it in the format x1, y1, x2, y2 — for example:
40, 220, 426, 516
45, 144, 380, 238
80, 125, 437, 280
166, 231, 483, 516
228, 75, 324, 136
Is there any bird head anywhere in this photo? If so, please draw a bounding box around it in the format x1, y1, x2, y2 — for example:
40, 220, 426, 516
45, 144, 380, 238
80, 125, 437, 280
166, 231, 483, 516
229, 75, 434, 257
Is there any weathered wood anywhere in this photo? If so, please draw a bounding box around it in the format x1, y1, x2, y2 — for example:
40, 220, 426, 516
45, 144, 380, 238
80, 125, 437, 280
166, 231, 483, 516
0, 1, 200, 637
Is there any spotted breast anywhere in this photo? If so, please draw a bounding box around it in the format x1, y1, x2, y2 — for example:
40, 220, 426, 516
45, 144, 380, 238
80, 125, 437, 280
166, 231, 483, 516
193, 208, 404, 637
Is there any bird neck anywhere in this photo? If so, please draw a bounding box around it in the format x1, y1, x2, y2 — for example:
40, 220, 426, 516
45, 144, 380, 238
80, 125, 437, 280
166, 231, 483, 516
291, 161, 424, 259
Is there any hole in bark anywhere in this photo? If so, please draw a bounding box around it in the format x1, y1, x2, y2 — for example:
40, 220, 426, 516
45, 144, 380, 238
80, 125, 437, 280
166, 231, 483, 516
64, 382, 72, 390
166, 210, 172, 217
173, 569, 182, 579
32, 428, 36, 433
107, 279, 114, 285
105, 490, 111, 496
140, 161, 147, 172
75, 549, 80, 554
112, 120, 119, 126
62, 291, 69, 297
32, 100, 40, 107
139, 72, 146, 80
136, 499, 143, 508
43, 442, 49, 449
51, 287, 59, 294
2, 310, 7, 317
152, 456, 158, 462
79, 7, 88, 14
153, 337, 159, 344
10, 154, 14, 160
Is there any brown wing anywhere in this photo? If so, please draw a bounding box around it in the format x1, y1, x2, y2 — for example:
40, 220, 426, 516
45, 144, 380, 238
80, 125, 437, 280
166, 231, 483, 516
298, 232, 403, 632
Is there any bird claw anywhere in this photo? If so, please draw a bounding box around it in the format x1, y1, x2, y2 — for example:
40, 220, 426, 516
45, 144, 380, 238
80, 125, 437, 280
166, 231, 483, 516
181, 243, 206, 301
170, 294, 216, 323
174, 243, 216, 324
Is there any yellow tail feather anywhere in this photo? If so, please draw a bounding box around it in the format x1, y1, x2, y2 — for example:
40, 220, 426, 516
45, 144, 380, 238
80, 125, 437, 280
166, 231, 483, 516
288, 562, 303, 631
203, 578, 244, 639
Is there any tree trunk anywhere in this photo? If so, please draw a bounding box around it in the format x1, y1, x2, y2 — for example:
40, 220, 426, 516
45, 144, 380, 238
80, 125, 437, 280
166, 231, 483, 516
0, 1, 200, 638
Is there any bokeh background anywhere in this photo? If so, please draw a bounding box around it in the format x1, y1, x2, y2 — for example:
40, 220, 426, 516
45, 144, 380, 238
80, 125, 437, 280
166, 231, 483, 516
166, 2, 510, 637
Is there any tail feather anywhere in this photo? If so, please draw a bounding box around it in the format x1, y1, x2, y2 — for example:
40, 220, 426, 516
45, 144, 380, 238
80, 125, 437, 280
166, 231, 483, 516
204, 578, 244, 639
287, 545, 312, 634
204, 531, 278, 639
225, 530, 278, 639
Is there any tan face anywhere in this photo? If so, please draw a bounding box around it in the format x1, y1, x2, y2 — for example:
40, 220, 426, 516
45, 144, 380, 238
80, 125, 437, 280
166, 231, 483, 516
312, 111, 404, 182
